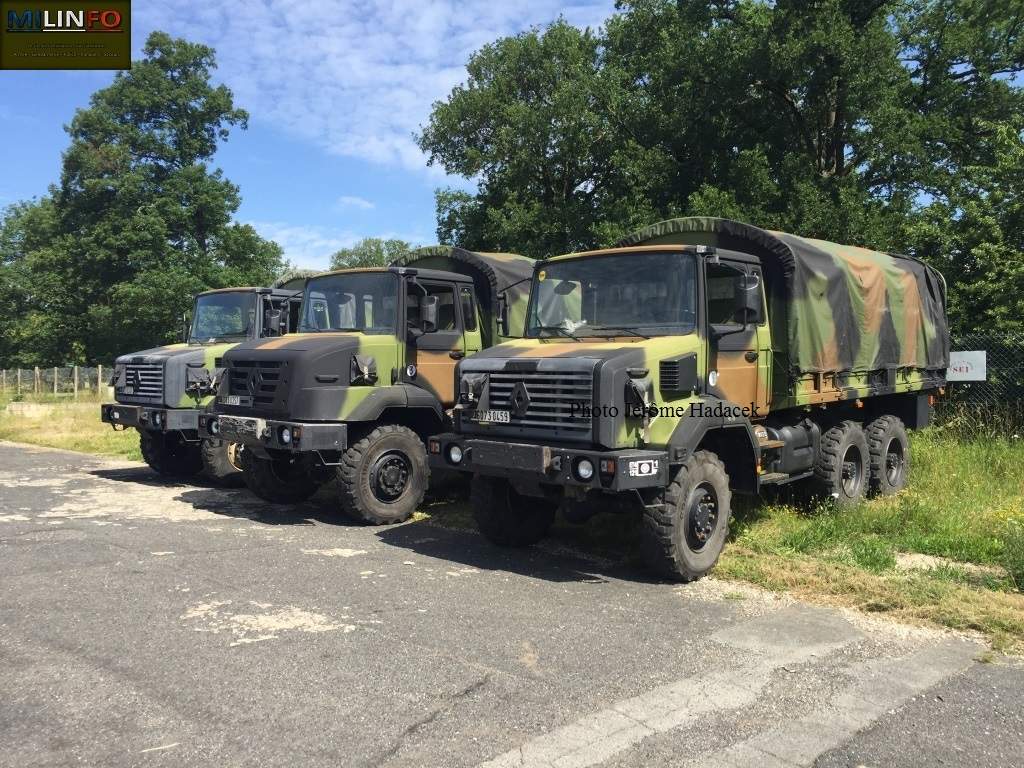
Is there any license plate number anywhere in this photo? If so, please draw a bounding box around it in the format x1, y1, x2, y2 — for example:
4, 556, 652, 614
222, 395, 241, 406
475, 409, 510, 423
219, 416, 260, 439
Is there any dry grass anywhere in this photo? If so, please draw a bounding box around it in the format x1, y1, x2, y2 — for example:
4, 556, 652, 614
0, 401, 141, 460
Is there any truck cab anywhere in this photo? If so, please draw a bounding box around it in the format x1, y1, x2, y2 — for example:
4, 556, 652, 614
101, 285, 303, 481
201, 248, 534, 524
428, 217, 949, 582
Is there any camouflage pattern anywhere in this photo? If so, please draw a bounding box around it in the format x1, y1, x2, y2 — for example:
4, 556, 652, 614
615, 217, 949, 384
213, 249, 534, 431
391, 246, 535, 346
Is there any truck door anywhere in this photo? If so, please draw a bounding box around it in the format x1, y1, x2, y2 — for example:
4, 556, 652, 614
705, 259, 769, 417
407, 281, 464, 405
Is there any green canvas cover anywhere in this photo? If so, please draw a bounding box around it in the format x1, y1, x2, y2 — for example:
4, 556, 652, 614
393, 246, 535, 346
616, 217, 949, 376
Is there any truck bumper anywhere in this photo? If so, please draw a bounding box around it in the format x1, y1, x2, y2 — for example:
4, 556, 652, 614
199, 413, 348, 453
100, 403, 199, 434
427, 433, 669, 492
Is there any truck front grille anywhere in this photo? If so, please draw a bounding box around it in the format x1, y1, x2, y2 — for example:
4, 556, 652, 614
487, 371, 593, 437
228, 360, 283, 409
117, 363, 163, 402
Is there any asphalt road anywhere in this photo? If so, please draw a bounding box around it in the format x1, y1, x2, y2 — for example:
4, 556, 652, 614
1, 441, 1021, 768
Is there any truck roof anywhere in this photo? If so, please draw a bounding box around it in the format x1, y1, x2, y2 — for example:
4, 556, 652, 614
545, 244, 761, 265
308, 266, 475, 283
196, 287, 303, 298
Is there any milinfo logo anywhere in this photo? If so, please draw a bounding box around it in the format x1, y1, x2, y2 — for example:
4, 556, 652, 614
0, 1, 131, 70
6, 8, 124, 32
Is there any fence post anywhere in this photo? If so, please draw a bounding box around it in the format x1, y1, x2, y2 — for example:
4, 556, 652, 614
53, 367, 58, 396
1, 369, 5, 392
17, 369, 21, 396
74, 366, 79, 400
34, 366, 39, 395
98, 365, 103, 396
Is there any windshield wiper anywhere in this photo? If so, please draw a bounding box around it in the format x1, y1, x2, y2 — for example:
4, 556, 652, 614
533, 325, 582, 342
587, 325, 650, 339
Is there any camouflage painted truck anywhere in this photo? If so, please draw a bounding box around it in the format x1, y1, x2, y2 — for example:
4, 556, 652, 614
101, 282, 305, 481
428, 217, 950, 581
199, 247, 534, 523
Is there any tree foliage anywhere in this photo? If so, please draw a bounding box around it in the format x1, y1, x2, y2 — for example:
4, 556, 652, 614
0, 32, 283, 365
419, 0, 1024, 334
329, 237, 413, 270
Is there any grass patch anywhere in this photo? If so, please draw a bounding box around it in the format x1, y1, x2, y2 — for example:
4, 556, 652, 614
0, 401, 141, 460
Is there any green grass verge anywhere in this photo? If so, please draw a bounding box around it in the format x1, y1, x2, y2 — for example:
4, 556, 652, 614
0, 401, 141, 461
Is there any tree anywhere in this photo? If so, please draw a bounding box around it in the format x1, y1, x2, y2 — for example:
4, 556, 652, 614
329, 238, 413, 270
419, 1, 1024, 333
0, 31, 283, 364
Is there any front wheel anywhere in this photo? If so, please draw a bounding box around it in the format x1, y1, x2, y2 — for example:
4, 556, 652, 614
200, 438, 244, 486
139, 430, 203, 478
640, 451, 732, 582
337, 425, 428, 525
239, 448, 321, 503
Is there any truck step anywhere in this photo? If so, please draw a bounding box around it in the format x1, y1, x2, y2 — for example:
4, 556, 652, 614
758, 439, 786, 450
759, 470, 814, 486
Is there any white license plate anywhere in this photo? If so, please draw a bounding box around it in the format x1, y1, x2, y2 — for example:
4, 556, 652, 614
222, 395, 241, 406
476, 409, 510, 423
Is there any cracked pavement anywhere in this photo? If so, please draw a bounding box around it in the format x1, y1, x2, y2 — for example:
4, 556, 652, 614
1, 442, 1022, 767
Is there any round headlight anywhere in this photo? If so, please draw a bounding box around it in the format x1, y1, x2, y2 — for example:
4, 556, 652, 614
279, 426, 292, 445
209, 419, 220, 435
448, 444, 464, 464
153, 412, 162, 426
575, 458, 595, 481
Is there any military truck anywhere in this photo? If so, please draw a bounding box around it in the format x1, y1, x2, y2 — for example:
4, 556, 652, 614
200, 247, 534, 523
101, 282, 305, 481
428, 217, 949, 581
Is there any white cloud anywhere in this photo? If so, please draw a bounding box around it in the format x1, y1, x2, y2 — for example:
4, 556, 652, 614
336, 195, 375, 210
135, 1, 616, 172
249, 220, 431, 269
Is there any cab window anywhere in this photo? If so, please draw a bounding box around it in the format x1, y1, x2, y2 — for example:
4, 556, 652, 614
407, 283, 458, 332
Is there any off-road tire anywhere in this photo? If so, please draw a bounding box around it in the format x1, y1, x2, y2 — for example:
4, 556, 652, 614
640, 451, 732, 582
239, 448, 320, 503
337, 425, 428, 525
200, 438, 244, 486
471, 475, 557, 547
812, 420, 869, 506
866, 415, 909, 496
139, 430, 203, 478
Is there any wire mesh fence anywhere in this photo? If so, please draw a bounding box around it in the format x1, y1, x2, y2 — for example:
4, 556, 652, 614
0, 366, 112, 401
934, 332, 1024, 436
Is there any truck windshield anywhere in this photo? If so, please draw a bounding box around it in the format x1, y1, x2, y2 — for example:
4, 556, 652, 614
190, 291, 256, 343
300, 272, 398, 334
526, 251, 697, 337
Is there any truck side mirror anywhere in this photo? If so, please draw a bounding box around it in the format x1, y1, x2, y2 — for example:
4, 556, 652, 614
496, 293, 509, 336
733, 273, 763, 326
181, 312, 191, 343
263, 308, 283, 337
420, 295, 439, 334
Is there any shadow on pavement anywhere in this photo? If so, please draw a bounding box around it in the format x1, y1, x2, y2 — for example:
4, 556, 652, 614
377, 505, 664, 586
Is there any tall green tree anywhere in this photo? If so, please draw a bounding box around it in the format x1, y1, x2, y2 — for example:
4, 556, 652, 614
419, 1, 1024, 333
329, 237, 413, 270
0, 31, 283, 365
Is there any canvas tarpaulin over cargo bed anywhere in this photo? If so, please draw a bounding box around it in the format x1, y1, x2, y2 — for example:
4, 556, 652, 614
616, 217, 949, 377
394, 247, 536, 346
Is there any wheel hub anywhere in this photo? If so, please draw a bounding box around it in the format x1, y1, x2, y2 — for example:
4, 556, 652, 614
840, 445, 863, 496
686, 483, 718, 550
885, 439, 904, 485
370, 451, 411, 502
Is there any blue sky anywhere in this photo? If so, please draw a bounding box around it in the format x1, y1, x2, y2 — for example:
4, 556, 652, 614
1, 0, 615, 268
